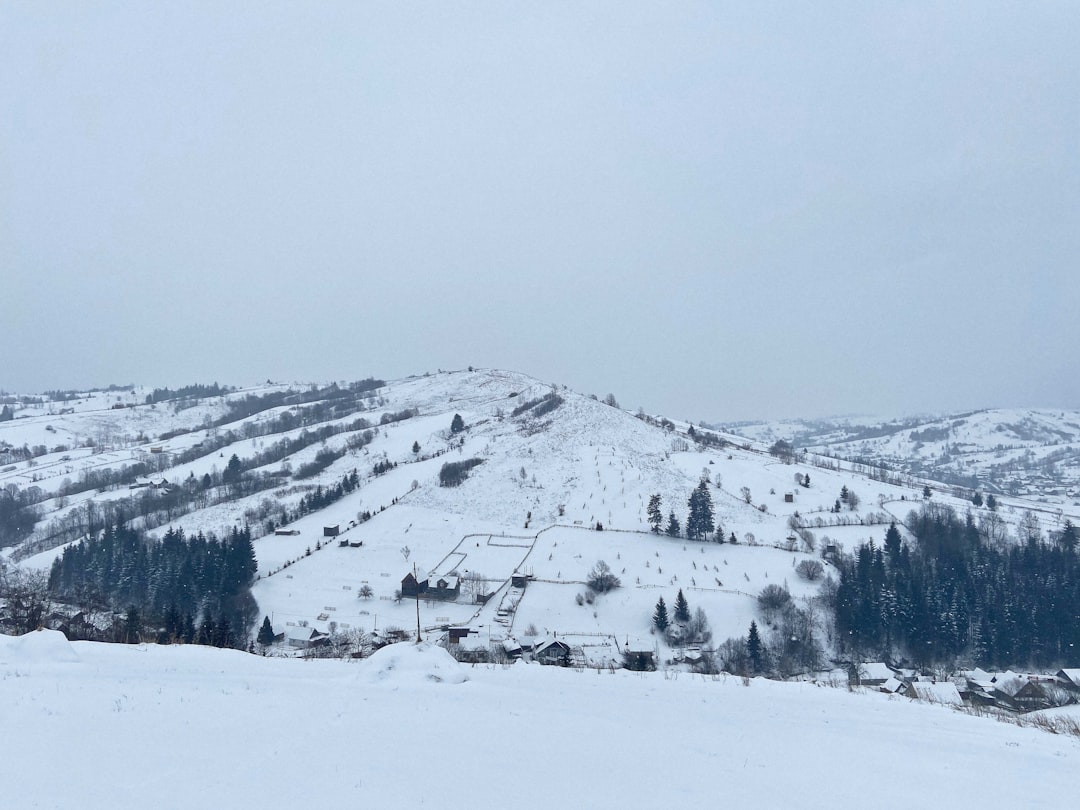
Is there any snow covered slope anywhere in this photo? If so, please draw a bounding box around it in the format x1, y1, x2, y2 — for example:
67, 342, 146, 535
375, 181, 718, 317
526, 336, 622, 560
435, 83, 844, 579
5, 370, 1079, 658
1, 632, 1076, 809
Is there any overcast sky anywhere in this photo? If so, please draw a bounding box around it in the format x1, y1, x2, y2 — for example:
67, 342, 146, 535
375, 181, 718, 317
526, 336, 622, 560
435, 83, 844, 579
2, 3, 1078, 422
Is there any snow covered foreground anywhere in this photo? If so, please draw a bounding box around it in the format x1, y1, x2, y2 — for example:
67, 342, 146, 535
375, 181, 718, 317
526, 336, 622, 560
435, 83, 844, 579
2, 631, 1074, 809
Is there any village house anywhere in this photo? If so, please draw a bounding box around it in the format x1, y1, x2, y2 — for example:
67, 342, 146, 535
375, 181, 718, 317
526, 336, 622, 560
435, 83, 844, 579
284, 625, 330, 650
533, 638, 571, 666
909, 680, 962, 706
988, 672, 1053, 712
400, 572, 428, 598
854, 662, 899, 687
1056, 669, 1080, 691
427, 576, 460, 601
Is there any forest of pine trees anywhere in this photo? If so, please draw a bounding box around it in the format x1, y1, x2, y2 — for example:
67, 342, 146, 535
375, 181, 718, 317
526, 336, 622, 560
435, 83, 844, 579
834, 505, 1080, 668
48, 522, 259, 647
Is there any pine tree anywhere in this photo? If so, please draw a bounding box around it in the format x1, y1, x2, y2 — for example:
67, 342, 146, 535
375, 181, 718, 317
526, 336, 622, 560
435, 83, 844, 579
747, 620, 764, 674
257, 615, 275, 647
674, 589, 690, 624
450, 413, 465, 434
686, 480, 715, 541
972, 491, 983, 507
412, 441, 421, 454
652, 597, 669, 632
666, 511, 681, 538
986, 494, 998, 511
124, 605, 141, 644
647, 494, 663, 534
884, 522, 902, 561
1059, 520, 1078, 552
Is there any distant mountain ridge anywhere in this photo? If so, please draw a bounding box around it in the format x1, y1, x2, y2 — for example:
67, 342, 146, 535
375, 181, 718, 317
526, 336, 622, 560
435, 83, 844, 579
716, 408, 1080, 502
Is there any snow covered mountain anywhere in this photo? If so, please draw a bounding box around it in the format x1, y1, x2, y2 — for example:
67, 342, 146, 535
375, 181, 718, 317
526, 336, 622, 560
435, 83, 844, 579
3, 369, 1079, 665
722, 409, 1080, 503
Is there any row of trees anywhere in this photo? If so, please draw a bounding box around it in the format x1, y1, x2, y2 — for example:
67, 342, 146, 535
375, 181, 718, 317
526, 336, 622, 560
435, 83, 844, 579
646, 481, 721, 542
834, 505, 1080, 668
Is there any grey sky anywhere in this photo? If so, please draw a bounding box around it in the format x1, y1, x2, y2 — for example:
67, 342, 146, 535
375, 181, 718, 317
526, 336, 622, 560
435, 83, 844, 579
3, 3, 1078, 421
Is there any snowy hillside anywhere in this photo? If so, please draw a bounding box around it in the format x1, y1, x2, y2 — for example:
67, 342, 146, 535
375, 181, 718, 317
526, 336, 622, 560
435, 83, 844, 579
2, 629, 1077, 809
4, 369, 1079, 664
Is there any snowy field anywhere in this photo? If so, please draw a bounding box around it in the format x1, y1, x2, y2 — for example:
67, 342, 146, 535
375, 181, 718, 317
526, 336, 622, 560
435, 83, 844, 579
2, 630, 1076, 809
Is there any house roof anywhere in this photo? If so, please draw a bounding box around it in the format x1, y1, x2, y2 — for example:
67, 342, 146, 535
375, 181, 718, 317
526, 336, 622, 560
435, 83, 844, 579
534, 639, 569, 655
881, 677, 906, 694
1057, 668, 1080, 686
910, 682, 962, 706
857, 662, 897, 682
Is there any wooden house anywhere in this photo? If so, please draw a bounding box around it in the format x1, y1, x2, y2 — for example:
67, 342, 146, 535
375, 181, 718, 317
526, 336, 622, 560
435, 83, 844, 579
323, 525, 340, 537
1056, 669, 1080, 691
909, 680, 962, 706
401, 573, 429, 598
285, 626, 330, 650
533, 639, 572, 666
854, 662, 898, 687
991, 673, 1051, 711
428, 576, 460, 601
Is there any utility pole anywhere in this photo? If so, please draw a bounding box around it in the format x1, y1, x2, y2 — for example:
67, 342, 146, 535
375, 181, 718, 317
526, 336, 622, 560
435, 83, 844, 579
414, 562, 422, 643
402, 545, 421, 643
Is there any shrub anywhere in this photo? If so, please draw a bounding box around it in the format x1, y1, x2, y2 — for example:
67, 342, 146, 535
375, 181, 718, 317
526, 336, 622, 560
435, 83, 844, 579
586, 560, 620, 593
438, 458, 483, 487
796, 559, 825, 581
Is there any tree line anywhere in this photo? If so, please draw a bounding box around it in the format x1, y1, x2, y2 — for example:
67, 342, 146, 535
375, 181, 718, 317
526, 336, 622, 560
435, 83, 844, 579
833, 504, 1080, 668
48, 522, 258, 647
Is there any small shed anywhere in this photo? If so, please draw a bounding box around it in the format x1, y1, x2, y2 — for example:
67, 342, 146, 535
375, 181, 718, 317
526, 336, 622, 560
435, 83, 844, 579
323, 525, 340, 537
511, 573, 529, 589
274, 528, 301, 536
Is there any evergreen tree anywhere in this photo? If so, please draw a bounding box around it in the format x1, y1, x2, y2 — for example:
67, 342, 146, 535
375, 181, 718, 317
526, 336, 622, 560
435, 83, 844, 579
1060, 520, 1078, 552
257, 615, 275, 647
802, 473, 810, 488
747, 620, 764, 674
986, 494, 998, 511
450, 413, 465, 434
411, 441, 421, 454
686, 480, 715, 541
884, 522, 902, 561
674, 589, 690, 624
197, 616, 215, 646
222, 453, 243, 488
647, 494, 663, 534
972, 491, 984, 507
665, 511, 681, 538
652, 597, 670, 632
123, 605, 141, 644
